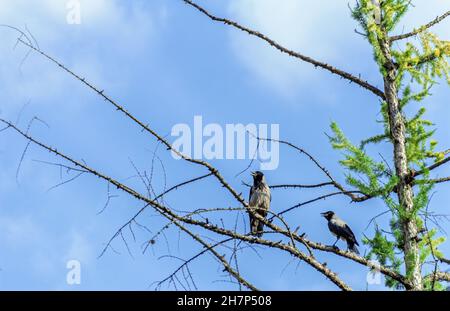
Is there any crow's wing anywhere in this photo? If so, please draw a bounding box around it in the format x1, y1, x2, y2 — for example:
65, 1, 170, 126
261, 188, 270, 217
249, 186, 254, 203
344, 224, 359, 246
328, 221, 341, 237
328, 220, 355, 241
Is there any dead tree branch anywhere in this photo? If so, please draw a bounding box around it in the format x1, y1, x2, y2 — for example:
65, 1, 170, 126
424, 271, 450, 283
182, 0, 386, 100
17, 38, 248, 209
390, 10, 450, 42
0, 118, 354, 290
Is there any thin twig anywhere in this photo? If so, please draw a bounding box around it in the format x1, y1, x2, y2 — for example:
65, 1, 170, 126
390, 11, 450, 42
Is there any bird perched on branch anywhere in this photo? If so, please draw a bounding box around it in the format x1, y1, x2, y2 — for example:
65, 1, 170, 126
321, 211, 359, 254
248, 171, 271, 237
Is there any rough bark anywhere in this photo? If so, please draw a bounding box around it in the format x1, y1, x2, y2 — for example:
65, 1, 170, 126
378, 34, 423, 290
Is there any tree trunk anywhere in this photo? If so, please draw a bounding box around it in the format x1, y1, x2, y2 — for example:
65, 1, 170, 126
379, 36, 423, 290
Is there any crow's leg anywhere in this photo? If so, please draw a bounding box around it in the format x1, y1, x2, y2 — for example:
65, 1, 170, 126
332, 237, 340, 247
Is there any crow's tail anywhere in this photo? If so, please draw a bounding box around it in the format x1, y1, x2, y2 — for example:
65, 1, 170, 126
257, 221, 264, 237
347, 241, 360, 254
250, 218, 263, 237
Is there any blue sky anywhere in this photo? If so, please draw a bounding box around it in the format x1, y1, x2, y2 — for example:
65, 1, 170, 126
0, 0, 449, 291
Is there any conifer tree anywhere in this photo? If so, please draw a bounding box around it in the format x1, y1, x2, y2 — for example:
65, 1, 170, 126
330, 0, 450, 289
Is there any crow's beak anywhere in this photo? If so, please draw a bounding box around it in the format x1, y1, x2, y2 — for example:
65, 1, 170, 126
251, 171, 256, 177
320, 212, 327, 217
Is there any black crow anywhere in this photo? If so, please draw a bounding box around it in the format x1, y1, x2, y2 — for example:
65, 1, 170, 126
248, 171, 271, 237
321, 211, 359, 254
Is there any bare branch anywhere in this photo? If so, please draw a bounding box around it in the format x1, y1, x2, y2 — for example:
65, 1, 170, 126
415, 177, 450, 185
242, 181, 336, 190
2, 5, 446, 292
390, 10, 450, 42
155, 238, 233, 289
424, 271, 450, 283
17, 38, 248, 209
270, 182, 335, 189
254, 135, 372, 203
273, 191, 364, 219
417, 156, 450, 175
100, 173, 213, 257
182, 0, 385, 100
183, 206, 410, 288
298, 236, 411, 288
170, 227, 258, 291
0, 119, 353, 290
46, 171, 85, 192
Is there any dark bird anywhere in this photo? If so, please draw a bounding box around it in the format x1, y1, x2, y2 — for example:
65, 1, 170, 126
321, 211, 359, 254
248, 171, 271, 237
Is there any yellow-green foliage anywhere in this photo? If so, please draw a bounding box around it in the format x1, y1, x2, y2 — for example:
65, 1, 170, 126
329, 0, 450, 289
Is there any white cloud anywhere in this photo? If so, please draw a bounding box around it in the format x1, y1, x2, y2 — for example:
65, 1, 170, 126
0, 0, 161, 115
394, 1, 450, 39
226, 0, 360, 96
0, 0, 156, 40
64, 231, 93, 265
226, 0, 450, 96
0, 169, 14, 194
228, 0, 353, 60
0, 214, 94, 280
0, 215, 41, 246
